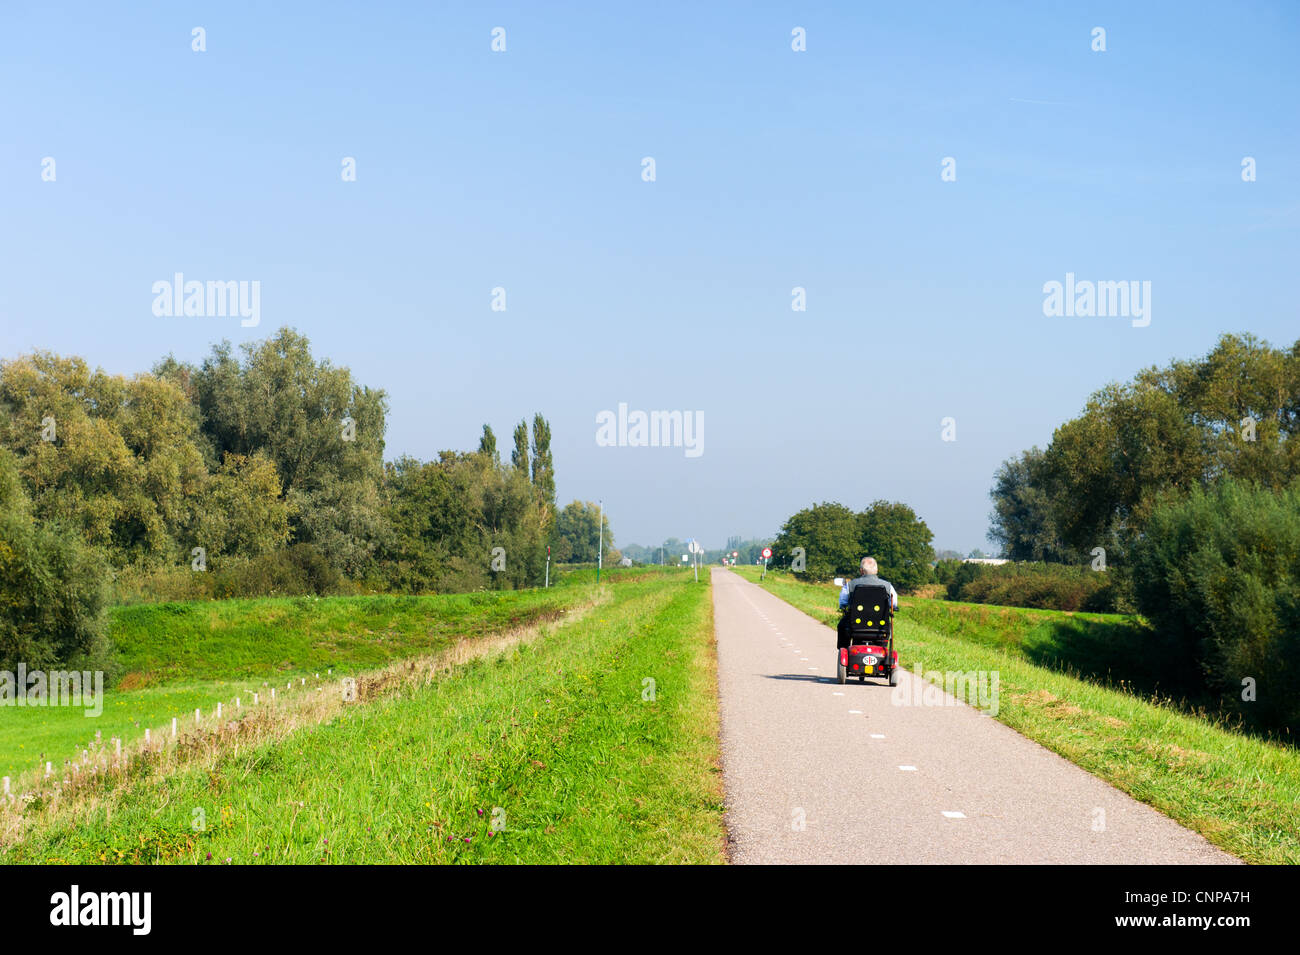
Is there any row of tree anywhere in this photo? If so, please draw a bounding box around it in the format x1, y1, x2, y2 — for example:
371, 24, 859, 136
988, 333, 1300, 563
0, 329, 623, 668
985, 332, 1300, 732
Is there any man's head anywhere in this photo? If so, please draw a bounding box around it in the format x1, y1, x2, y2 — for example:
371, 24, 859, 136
860, 557, 878, 575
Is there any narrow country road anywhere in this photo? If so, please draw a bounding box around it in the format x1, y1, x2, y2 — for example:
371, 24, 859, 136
711, 568, 1238, 864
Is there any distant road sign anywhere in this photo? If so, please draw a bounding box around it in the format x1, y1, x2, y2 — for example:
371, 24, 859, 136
761, 547, 772, 560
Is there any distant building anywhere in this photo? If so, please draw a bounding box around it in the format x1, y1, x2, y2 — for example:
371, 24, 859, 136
619, 557, 633, 567
962, 557, 1009, 565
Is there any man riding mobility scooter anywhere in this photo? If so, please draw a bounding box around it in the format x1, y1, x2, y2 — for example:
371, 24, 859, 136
836, 581, 898, 686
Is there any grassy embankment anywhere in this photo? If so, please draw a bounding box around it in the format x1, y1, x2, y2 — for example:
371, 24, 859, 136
733, 566, 1300, 864
1, 585, 588, 780
4, 567, 725, 864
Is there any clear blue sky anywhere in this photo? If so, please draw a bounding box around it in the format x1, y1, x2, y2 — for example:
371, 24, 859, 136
2, 2, 1297, 554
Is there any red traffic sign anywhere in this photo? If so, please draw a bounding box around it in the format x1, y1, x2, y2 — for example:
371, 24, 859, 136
761, 547, 772, 560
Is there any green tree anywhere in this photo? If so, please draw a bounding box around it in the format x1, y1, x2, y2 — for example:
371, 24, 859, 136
0, 450, 111, 672
531, 414, 555, 511
1129, 479, 1300, 731
191, 452, 293, 562
988, 447, 1072, 562
857, 500, 934, 592
1004, 334, 1300, 563
554, 501, 613, 563
0, 352, 209, 566
379, 427, 555, 593
771, 502, 859, 580
478, 424, 498, 464
379, 453, 486, 592
189, 329, 389, 576
511, 420, 529, 474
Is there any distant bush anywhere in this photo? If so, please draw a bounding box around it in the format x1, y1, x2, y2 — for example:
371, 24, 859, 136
946, 561, 1117, 613
932, 558, 965, 586
1130, 479, 1300, 733
213, 544, 342, 599
941, 561, 985, 597
113, 544, 343, 603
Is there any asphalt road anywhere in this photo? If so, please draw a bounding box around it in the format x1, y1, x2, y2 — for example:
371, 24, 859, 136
711, 568, 1238, 865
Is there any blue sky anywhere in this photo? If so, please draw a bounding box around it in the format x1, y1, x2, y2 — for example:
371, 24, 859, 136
2, 1, 1297, 554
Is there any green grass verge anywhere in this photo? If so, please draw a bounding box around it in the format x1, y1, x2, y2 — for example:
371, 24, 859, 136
1, 584, 591, 780
5, 572, 725, 864
734, 566, 1300, 864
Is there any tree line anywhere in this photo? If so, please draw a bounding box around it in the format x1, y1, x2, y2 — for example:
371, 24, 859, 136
986, 332, 1300, 733
0, 328, 615, 669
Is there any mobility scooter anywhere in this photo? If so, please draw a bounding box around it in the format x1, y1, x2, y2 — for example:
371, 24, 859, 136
836, 582, 898, 686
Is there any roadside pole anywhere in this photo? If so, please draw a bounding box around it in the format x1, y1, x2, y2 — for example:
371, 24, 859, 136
596, 499, 603, 584
545, 545, 550, 587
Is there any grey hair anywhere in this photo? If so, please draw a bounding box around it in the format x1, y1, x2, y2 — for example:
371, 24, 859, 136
861, 557, 878, 574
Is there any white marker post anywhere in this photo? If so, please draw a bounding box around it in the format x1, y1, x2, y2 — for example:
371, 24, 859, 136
171, 718, 177, 738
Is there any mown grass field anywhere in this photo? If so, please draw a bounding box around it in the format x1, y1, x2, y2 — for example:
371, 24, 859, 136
734, 566, 1300, 864
1, 583, 592, 780
3, 569, 726, 864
